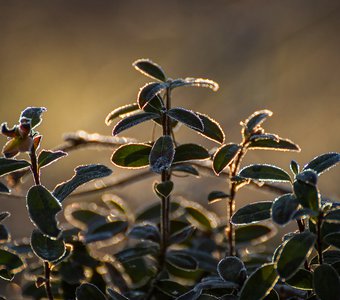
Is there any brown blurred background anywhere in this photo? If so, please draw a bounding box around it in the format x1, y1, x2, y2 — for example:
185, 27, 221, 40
0, 0, 339, 245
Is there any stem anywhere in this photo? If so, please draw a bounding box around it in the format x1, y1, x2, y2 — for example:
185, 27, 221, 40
29, 145, 40, 186
317, 212, 324, 265
44, 261, 54, 300
227, 145, 247, 256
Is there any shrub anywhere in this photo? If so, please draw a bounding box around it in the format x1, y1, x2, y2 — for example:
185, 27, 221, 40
0, 59, 339, 300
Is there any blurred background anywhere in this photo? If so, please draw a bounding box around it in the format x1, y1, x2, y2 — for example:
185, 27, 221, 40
0, 0, 339, 246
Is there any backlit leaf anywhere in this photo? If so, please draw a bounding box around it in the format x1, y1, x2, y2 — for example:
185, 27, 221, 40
239, 164, 291, 182
38, 150, 67, 169
53, 164, 112, 202
0, 212, 10, 223
286, 269, 313, 290
172, 164, 199, 176
0, 249, 24, 281
195, 112, 225, 144
303, 152, 340, 175
154, 181, 174, 198
115, 244, 159, 263
170, 77, 219, 91
84, 220, 128, 244
231, 202, 272, 225
137, 82, 168, 109
105, 103, 140, 125
277, 231, 316, 280
242, 110, 272, 136
217, 256, 247, 284
185, 207, 213, 231
111, 143, 151, 169
0, 182, 10, 193
169, 225, 195, 245
208, 191, 229, 204
27, 185, 62, 238
31, 229, 65, 262
0, 158, 30, 177
149, 135, 174, 173
239, 263, 278, 300
133, 59, 167, 82
167, 107, 204, 132
76, 283, 107, 300
112, 112, 159, 136
128, 224, 160, 243
173, 144, 209, 163
293, 178, 320, 212
248, 137, 300, 152
235, 224, 274, 245
271, 194, 299, 226
20, 107, 46, 129
107, 288, 129, 300
166, 251, 198, 271
313, 264, 340, 300
213, 143, 241, 175
324, 232, 340, 249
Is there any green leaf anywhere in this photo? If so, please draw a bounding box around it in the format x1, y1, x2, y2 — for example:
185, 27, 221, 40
324, 232, 340, 249
84, 220, 128, 244
239, 164, 291, 182
325, 209, 340, 223
149, 135, 175, 173
271, 194, 299, 226
286, 269, 313, 290
0, 158, 30, 177
173, 143, 209, 163
235, 224, 274, 245
27, 185, 62, 238
111, 143, 151, 169
76, 283, 107, 300
154, 181, 173, 198
107, 288, 129, 300
242, 110, 273, 136
311, 250, 340, 265
170, 77, 219, 91
115, 244, 159, 263
217, 256, 247, 284
20, 107, 46, 129
128, 224, 160, 243
0, 224, 10, 243
143, 94, 165, 114
195, 112, 225, 144
293, 178, 320, 211
0, 249, 24, 280
0, 182, 10, 193
172, 164, 199, 176
208, 191, 229, 204
137, 82, 168, 109
239, 263, 278, 300
276, 231, 316, 280
53, 164, 112, 202
105, 103, 140, 125
248, 136, 300, 152
38, 150, 67, 169
231, 202, 272, 225
296, 169, 318, 186
112, 112, 159, 135
136, 201, 180, 222
166, 251, 198, 271
303, 152, 340, 175
185, 207, 213, 231
30, 229, 65, 262
169, 225, 195, 245
133, 59, 167, 82
167, 107, 204, 132
213, 143, 241, 175
290, 160, 300, 175
313, 264, 340, 300
156, 280, 189, 298
0, 212, 10, 223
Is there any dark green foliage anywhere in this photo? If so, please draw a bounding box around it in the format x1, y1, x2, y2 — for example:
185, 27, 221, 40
0, 61, 339, 300
31, 229, 66, 262
53, 164, 112, 202
276, 231, 316, 280
111, 143, 152, 168
38, 150, 67, 169
239, 164, 291, 182
27, 185, 62, 238
0, 158, 30, 176
239, 263, 278, 300
231, 201, 272, 225
213, 143, 240, 175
